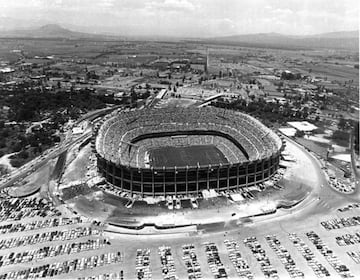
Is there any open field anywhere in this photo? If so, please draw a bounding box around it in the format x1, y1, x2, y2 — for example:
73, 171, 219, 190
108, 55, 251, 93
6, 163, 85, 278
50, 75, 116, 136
297, 62, 359, 83
8, 161, 55, 197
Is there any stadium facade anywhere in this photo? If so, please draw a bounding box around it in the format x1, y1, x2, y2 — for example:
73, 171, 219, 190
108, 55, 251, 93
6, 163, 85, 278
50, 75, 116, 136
92, 107, 285, 196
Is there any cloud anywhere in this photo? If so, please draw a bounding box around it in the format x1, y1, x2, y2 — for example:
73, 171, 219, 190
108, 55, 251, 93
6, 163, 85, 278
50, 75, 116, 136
146, 0, 198, 12
0, 0, 358, 37
98, 0, 115, 8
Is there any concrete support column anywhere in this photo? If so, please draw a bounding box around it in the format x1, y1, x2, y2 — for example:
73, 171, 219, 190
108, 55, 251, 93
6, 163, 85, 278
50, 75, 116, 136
236, 164, 240, 191
174, 167, 177, 196
151, 168, 155, 197
196, 167, 199, 194
227, 165, 230, 191
120, 167, 124, 190
140, 170, 144, 197
163, 167, 166, 197
130, 169, 133, 196
185, 167, 189, 195
245, 164, 249, 187
207, 166, 210, 190
254, 161, 257, 185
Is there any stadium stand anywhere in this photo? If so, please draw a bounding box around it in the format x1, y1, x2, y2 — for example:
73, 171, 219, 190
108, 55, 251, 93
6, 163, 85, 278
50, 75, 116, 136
93, 107, 284, 196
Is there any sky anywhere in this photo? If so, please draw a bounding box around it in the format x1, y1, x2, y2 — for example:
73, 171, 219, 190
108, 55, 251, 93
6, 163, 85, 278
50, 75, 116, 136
0, 0, 359, 37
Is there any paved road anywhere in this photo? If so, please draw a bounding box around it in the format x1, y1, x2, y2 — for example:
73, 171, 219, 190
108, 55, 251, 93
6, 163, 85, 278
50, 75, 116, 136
0, 132, 92, 191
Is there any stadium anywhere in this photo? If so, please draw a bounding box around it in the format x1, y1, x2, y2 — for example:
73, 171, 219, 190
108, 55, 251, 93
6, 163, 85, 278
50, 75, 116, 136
93, 107, 285, 197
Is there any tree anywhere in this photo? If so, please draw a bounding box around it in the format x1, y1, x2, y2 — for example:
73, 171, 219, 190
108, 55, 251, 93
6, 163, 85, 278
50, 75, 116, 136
295, 130, 305, 138
130, 90, 137, 104
331, 130, 349, 147
18, 150, 29, 159
338, 118, 348, 130
12, 142, 22, 153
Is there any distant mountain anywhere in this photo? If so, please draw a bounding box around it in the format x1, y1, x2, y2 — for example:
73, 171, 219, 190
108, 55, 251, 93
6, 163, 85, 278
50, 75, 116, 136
308, 30, 359, 39
0, 24, 116, 39
0, 22, 358, 50
0, 17, 51, 31
205, 30, 359, 51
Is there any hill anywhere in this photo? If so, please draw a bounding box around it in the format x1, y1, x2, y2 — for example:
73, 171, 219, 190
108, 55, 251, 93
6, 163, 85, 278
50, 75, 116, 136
0, 24, 115, 39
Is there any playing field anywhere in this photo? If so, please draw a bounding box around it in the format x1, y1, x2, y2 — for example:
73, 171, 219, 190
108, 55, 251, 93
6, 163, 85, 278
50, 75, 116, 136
149, 145, 228, 167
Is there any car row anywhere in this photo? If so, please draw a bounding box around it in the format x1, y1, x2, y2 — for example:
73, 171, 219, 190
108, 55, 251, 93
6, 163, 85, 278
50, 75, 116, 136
288, 233, 330, 278
182, 244, 201, 279
320, 216, 360, 230
335, 232, 360, 246
306, 231, 353, 278
78, 271, 124, 280
136, 248, 151, 280
0, 227, 102, 250
224, 239, 253, 279
0, 216, 83, 235
203, 242, 227, 279
243, 236, 278, 279
328, 177, 355, 194
0, 251, 123, 280
338, 203, 360, 213
347, 251, 360, 264
265, 235, 304, 278
0, 238, 109, 267
0, 197, 59, 222
158, 245, 177, 280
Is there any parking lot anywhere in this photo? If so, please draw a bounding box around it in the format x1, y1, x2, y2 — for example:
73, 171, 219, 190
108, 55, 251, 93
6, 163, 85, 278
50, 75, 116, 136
203, 242, 227, 279
320, 216, 360, 231
288, 233, 330, 278
0, 148, 359, 280
306, 231, 354, 278
224, 239, 253, 279
0, 202, 360, 279
265, 234, 304, 278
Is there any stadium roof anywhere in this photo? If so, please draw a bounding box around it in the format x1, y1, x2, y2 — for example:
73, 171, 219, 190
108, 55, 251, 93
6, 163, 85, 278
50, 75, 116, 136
278, 127, 297, 137
287, 121, 318, 132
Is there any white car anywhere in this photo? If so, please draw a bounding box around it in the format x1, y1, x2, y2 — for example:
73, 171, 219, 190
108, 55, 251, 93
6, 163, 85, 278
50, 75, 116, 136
175, 199, 181, 210
167, 200, 174, 210
191, 198, 198, 208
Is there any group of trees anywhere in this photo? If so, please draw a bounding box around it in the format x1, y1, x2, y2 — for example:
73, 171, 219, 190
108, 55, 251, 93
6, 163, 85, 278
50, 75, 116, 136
354, 123, 359, 155
331, 130, 350, 147
337, 117, 356, 131
280, 71, 302, 80
2, 88, 111, 122
211, 98, 307, 126
331, 117, 359, 148
0, 87, 120, 168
